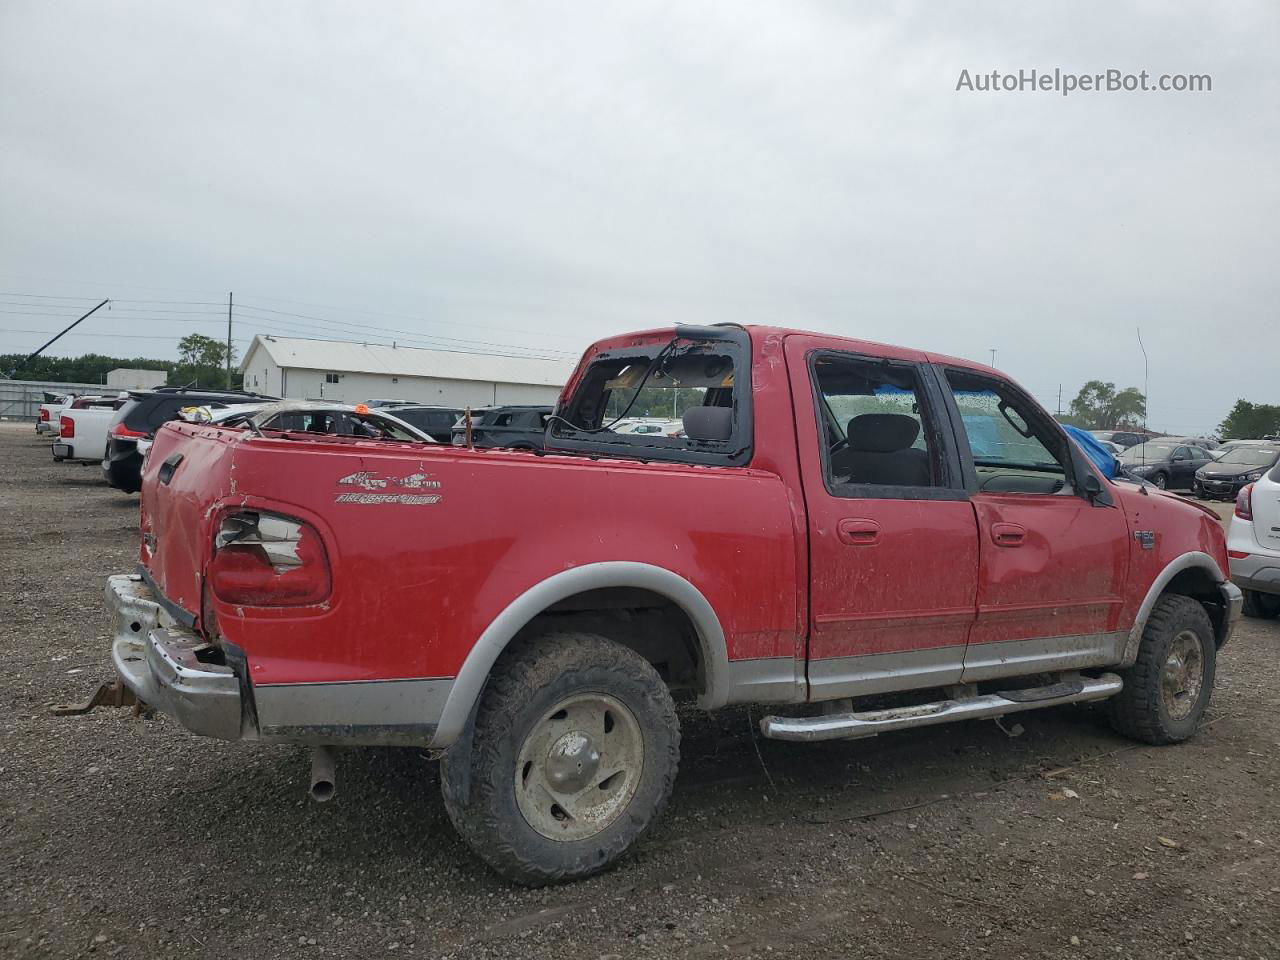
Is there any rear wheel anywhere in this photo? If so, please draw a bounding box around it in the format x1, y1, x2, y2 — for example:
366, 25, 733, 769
441, 632, 680, 886
1110, 595, 1215, 744
1242, 589, 1280, 619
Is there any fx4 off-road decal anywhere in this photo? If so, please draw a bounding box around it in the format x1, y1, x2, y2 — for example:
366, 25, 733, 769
335, 471, 442, 505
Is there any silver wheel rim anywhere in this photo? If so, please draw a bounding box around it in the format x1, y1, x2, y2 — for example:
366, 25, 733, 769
1153, 473, 1166, 489
1161, 629, 1204, 721
514, 692, 644, 842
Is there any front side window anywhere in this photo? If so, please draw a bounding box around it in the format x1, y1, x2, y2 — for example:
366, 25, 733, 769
811, 353, 944, 493
945, 370, 1071, 495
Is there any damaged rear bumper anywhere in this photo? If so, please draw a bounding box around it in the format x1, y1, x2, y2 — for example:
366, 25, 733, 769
107, 574, 244, 740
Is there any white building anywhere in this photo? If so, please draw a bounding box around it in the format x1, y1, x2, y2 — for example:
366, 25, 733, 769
106, 367, 167, 390
238, 335, 576, 407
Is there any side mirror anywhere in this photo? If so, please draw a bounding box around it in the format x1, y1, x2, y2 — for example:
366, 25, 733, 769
1083, 473, 1103, 503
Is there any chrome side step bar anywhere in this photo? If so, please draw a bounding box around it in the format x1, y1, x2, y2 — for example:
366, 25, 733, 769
760, 673, 1123, 742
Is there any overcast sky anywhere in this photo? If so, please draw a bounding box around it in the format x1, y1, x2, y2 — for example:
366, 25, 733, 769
2, 1, 1276, 433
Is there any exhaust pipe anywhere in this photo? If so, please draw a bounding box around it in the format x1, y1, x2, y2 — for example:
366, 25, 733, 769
309, 746, 337, 802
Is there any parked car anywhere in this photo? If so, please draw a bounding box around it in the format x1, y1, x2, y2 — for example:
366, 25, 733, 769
611, 418, 684, 437
1090, 429, 1147, 449
1228, 465, 1280, 619
40, 394, 108, 439
450, 405, 553, 450
85, 323, 1239, 886
1210, 439, 1271, 461
1163, 435, 1219, 451
368, 405, 464, 443
206, 401, 435, 443
1193, 444, 1280, 500
50, 396, 128, 462
103, 387, 276, 493
1118, 440, 1215, 490
36, 395, 68, 435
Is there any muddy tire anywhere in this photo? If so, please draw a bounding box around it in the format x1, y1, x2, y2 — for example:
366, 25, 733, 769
1242, 589, 1280, 619
1110, 595, 1215, 744
441, 632, 680, 886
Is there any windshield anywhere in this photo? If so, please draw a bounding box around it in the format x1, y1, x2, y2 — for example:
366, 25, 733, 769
1121, 442, 1177, 463
1217, 447, 1280, 466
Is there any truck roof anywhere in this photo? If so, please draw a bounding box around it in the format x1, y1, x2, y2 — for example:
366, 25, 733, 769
579, 323, 1009, 379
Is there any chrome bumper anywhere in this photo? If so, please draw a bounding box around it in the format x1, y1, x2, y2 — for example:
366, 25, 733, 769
1219, 580, 1243, 646
106, 574, 244, 740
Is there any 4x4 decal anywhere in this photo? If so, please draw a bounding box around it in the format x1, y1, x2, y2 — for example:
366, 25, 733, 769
335, 470, 442, 505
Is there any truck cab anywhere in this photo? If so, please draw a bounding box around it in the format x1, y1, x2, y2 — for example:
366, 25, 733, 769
88, 323, 1240, 886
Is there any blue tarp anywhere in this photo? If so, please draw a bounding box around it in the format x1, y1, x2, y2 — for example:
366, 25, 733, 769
1064, 424, 1119, 480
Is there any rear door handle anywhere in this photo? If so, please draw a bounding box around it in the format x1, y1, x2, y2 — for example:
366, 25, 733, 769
990, 521, 1026, 547
837, 518, 881, 545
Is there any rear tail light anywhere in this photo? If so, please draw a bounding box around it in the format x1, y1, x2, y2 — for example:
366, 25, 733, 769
1235, 483, 1254, 521
60, 416, 74, 438
208, 511, 331, 606
39, 408, 49, 422
113, 422, 148, 439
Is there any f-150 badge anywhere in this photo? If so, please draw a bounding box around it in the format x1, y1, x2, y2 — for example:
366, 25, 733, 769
336, 470, 442, 505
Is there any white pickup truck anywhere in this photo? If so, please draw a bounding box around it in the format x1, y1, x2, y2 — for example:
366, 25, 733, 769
51, 397, 127, 463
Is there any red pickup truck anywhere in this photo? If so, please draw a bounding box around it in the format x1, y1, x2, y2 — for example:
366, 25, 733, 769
97, 324, 1240, 885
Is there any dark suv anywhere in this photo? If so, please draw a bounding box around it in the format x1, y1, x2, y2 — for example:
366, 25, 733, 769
376, 405, 464, 444
103, 387, 275, 493
449, 405, 553, 451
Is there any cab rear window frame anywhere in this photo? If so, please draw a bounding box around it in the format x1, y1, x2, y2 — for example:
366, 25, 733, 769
546, 325, 754, 467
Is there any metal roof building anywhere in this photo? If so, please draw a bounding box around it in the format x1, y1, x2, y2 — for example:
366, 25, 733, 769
239, 335, 577, 407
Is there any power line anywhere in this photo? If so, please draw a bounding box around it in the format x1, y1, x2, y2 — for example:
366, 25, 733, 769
234, 302, 581, 357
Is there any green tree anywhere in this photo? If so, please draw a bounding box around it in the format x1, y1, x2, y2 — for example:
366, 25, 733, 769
1068, 380, 1146, 429
178, 333, 233, 369
173, 334, 240, 389
1218, 400, 1280, 439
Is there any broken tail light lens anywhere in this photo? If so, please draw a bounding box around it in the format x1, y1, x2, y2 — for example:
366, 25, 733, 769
113, 422, 148, 439
60, 416, 74, 438
208, 511, 331, 606
1235, 483, 1254, 521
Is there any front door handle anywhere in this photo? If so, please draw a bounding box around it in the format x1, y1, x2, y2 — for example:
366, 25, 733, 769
990, 521, 1026, 547
837, 518, 881, 545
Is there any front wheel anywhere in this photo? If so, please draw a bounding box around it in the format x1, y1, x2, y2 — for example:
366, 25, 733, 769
1151, 472, 1168, 490
1242, 589, 1280, 619
441, 632, 680, 886
1110, 595, 1215, 744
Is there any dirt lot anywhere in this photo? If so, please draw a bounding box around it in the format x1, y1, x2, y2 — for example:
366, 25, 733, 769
2, 422, 1278, 960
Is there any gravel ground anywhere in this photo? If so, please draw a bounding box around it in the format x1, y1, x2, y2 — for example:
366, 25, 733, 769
2, 422, 1278, 960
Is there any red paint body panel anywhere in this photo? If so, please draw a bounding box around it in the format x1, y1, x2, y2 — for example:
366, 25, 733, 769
142, 422, 798, 687
781, 334, 978, 661
967, 493, 1130, 644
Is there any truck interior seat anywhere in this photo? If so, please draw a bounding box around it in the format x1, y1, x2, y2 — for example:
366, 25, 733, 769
837, 414, 930, 486
683, 406, 733, 441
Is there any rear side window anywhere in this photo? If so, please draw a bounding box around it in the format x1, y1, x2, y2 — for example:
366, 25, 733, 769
810, 352, 945, 494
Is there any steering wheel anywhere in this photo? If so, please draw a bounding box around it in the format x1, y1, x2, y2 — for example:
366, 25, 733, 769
829, 436, 849, 456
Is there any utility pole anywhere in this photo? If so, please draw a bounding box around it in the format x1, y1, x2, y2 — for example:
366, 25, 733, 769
226, 292, 233, 389
1136, 326, 1149, 436
989, 348, 997, 368
1057, 384, 1062, 417
5, 299, 109, 379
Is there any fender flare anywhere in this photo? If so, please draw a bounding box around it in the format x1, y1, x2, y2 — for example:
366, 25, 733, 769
1122, 551, 1226, 665
428, 561, 729, 748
